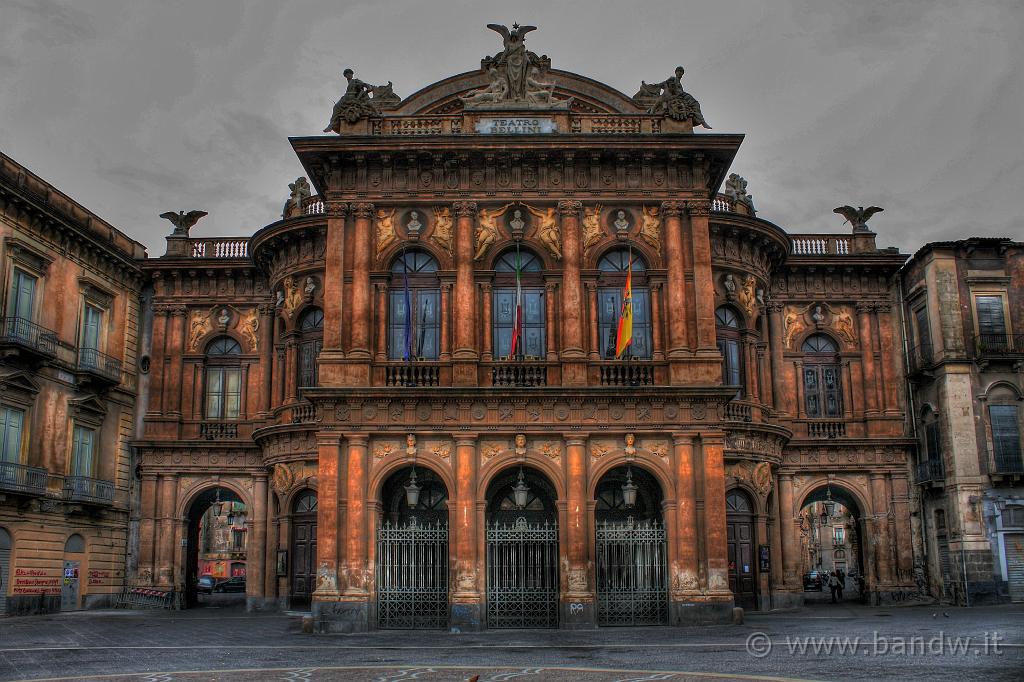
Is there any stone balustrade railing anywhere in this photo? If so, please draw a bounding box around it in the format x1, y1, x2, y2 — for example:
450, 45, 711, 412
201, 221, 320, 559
790, 234, 852, 256
189, 237, 249, 259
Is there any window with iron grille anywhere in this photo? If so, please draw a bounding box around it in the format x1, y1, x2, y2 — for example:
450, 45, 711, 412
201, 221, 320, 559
976, 295, 1008, 348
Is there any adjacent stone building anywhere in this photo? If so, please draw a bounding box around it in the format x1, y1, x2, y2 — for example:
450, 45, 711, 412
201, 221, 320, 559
0, 152, 145, 614
901, 238, 1024, 604
129, 25, 921, 631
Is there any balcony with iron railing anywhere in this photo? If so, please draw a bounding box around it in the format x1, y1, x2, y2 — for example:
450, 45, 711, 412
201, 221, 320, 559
915, 458, 945, 486
62, 475, 115, 506
0, 316, 58, 360
975, 333, 1024, 359
0, 461, 49, 496
77, 347, 122, 385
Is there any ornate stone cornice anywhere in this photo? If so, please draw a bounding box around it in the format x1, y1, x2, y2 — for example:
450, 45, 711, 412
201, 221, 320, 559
452, 201, 478, 218
660, 201, 685, 217
557, 200, 582, 216
350, 202, 375, 219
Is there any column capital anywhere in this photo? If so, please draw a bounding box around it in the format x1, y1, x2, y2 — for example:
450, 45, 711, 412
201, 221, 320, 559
326, 200, 348, 219
350, 202, 375, 219
557, 199, 582, 216
454, 435, 479, 446
685, 199, 711, 217
452, 201, 478, 217
316, 431, 345, 447
856, 301, 874, 315
671, 432, 697, 445
660, 200, 686, 217
345, 433, 370, 446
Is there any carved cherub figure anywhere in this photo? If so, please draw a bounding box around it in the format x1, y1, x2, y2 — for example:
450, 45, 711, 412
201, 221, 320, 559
639, 206, 661, 250
475, 204, 513, 261
431, 206, 453, 256
581, 204, 604, 252
526, 204, 561, 260
375, 208, 397, 259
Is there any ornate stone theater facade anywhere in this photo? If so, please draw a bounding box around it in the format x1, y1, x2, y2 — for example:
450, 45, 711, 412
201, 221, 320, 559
133, 25, 918, 631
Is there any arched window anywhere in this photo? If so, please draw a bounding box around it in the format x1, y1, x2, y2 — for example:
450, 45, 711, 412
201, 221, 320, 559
292, 490, 318, 514
204, 336, 242, 420
493, 248, 545, 359
597, 249, 651, 359
389, 250, 440, 360
987, 385, 1023, 473
801, 333, 842, 418
297, 307, 323, 389
716, 306, 743, 394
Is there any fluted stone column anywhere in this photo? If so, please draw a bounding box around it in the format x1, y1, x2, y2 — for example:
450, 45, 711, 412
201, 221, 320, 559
452, 202, 478, 385
451, 435, 482, 630
671, 433, 700, 613
857, 302, 880, 415
318, 201, 347, 385
562, 437, 595, 628
661, 202, 689, 362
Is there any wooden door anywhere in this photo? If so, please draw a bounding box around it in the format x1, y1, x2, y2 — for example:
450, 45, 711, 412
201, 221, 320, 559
290, 491, 317, 610
726, 490, 757, 610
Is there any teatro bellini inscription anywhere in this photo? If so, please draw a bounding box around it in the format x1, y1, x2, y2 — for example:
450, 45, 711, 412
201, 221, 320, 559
475, 117, 558, 134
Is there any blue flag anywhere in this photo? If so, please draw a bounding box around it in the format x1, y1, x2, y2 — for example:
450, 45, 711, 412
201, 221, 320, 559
402, 249, 413, 361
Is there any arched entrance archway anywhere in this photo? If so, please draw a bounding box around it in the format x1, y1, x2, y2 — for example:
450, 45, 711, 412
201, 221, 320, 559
376, 465, 449, 629
726, 489, 757, 610
485, 466, 559, 628
798, 484, 866, 603
594, 465, 668, 626
185, 486, 245, 608
289, 490, 317, 611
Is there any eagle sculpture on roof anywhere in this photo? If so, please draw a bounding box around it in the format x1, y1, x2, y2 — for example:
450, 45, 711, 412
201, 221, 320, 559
833, 205, 883, 233
159, 210, 208, 236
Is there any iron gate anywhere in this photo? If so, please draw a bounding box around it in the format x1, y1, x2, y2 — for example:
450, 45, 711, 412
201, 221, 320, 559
486, 518, 559, 628
596, 520, 668, 625
376, 518, 448, 629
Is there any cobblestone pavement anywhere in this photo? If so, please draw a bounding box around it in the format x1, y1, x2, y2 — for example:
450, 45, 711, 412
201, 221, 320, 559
0, 602, 1021, 681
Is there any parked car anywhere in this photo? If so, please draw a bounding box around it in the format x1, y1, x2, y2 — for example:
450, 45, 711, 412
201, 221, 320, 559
803, 571, 823, 591
214, 576, 246, 593
196, 575, 217, 594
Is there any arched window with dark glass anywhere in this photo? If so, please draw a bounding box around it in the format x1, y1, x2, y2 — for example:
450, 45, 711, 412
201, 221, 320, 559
716, 306, 743, 393
297, 307, 323, 388
388, 250, 440, 360
204, 336, 243, 419
801, 333, 842, 418
597, 249, 651, 359
493, 249, 545, 359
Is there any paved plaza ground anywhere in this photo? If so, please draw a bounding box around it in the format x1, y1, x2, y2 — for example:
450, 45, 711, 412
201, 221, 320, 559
0, 601, 1021, 682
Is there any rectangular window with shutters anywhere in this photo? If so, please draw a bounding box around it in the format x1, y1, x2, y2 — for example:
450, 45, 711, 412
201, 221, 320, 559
991, 405, 1023, 473
205, 367, 242, 419
8, 268, 37, 320
925, 420, 942, 463
0, 406, 25, 463
80, 303, 103, 350
70, 424, 95, 477
975, 295, 1008, 351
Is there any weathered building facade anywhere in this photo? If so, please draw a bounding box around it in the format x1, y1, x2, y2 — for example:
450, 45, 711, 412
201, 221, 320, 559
902, 238, 1024, 604
128, 26, 921, 631
0, 152, 145, 614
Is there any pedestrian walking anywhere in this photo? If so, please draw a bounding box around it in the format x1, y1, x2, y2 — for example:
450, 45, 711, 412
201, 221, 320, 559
827, 572, 841, 603
836, 569, 846, 601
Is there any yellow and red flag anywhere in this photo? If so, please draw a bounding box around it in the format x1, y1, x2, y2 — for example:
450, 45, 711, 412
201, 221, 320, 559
615, 251, 633, 358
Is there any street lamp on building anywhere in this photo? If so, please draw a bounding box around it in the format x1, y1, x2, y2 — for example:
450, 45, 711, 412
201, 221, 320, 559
621, 467, 638, 508
512, 468, 530, 509
404, 467, 422, 508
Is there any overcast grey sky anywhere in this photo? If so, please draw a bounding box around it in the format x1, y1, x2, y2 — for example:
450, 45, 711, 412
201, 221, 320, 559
1, 0, 1021, 257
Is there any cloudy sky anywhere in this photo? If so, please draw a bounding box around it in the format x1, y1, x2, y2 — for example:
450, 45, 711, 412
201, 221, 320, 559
1, 0, 1021, 257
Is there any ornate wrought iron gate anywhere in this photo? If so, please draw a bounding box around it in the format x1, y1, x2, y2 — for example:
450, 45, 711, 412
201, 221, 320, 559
376, 519, 449, 629
596, 520, 668, 625
486, 519, 559, 628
